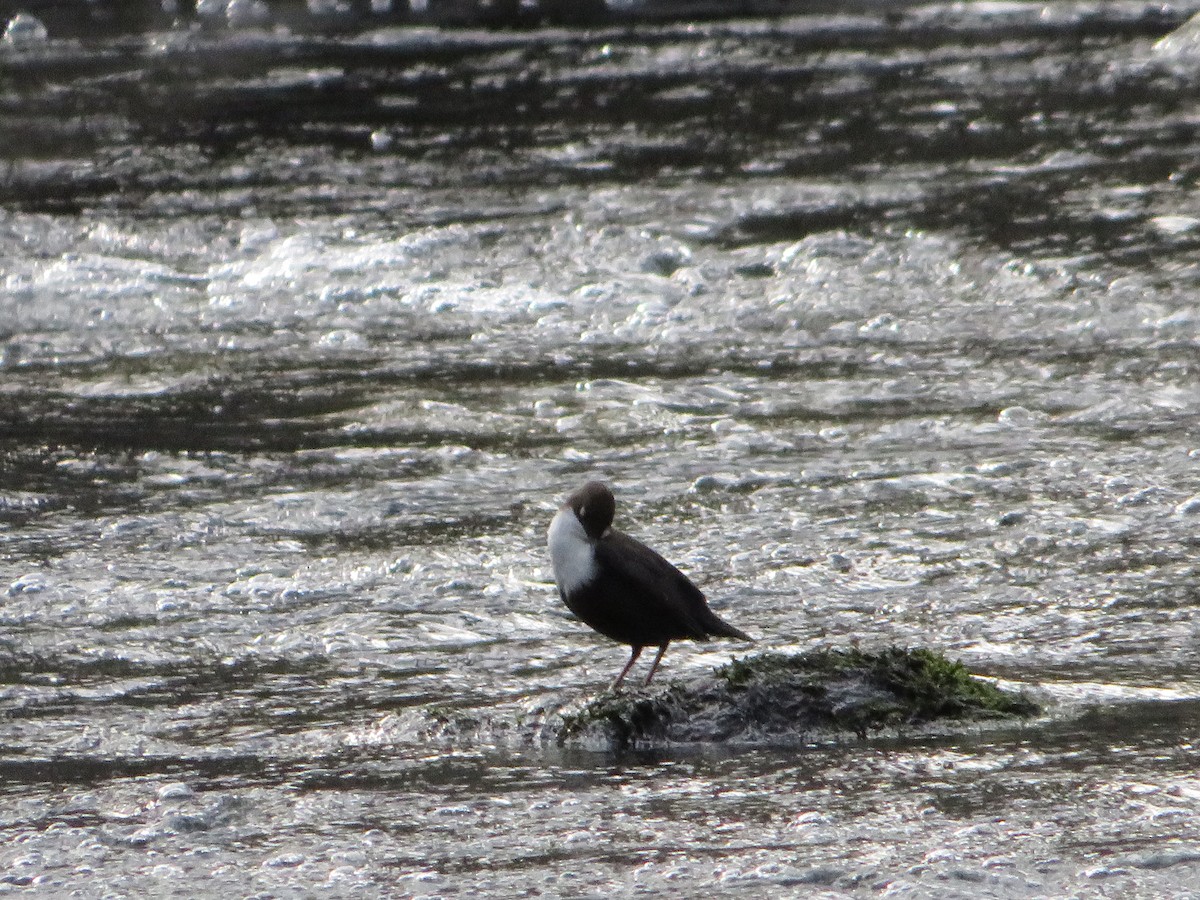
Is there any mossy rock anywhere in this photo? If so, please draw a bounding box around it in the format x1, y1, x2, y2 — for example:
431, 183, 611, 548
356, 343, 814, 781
558, 647, 1039, 750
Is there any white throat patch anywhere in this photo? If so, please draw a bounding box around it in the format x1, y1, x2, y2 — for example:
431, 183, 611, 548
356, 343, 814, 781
548, 506, 598, 595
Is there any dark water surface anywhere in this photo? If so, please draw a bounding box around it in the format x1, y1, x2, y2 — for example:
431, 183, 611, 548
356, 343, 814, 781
4, 2, 1200, 896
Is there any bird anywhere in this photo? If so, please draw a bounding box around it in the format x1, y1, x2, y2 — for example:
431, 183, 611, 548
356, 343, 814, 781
547, 480, 752, 689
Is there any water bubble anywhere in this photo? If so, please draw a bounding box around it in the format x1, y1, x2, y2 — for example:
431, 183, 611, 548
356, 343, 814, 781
997, 406, 1045, 427
7, 573, 47, 595
2, 13, 47, 44
264, 853, 306, 868
370, 130, 394, 152
1151, 215, 1200, 235
316, 329, 368, 349
1154, 11, 1200, 56
1175, 496, 1200, 516
156, 783, 195, 802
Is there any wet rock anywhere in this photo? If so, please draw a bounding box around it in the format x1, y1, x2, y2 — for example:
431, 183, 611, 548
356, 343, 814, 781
162, 812, 213, 833
557, 647, 1039, 750
827, 553, 853, 573
640, 243, 692, 276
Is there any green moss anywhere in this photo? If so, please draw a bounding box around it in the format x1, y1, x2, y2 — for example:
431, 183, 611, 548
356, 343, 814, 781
878, 647, 1038, 719
718, 646, 1037, 723
559, 646, 1039, 748
558, 685, 684, 745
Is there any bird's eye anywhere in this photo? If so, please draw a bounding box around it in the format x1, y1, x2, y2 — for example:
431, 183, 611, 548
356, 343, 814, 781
579, 506, 587, 518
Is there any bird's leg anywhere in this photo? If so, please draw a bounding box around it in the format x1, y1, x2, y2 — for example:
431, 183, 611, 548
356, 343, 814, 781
644, 642, 670, 685
612, 645, 643, 690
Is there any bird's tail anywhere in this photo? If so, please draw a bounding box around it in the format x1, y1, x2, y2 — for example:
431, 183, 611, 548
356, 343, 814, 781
704, 610, 753, 642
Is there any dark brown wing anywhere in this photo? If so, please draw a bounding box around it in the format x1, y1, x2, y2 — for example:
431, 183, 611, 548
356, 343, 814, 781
595, 530, 750, 642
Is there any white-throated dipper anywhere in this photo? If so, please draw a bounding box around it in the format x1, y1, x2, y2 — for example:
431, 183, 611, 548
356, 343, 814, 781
547, 480, 752, 689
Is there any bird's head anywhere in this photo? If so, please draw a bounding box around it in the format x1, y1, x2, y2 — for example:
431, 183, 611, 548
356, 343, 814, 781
566, 480, 616, 541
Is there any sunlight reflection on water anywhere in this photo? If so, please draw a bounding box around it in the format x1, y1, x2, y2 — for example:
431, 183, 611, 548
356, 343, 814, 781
4, 4, 1200, 895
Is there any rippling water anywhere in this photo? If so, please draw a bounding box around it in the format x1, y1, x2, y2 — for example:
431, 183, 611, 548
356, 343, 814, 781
4, 3, 1200, 896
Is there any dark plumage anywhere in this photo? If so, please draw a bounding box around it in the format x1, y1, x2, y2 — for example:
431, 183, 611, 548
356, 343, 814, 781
547, 481, 751, 688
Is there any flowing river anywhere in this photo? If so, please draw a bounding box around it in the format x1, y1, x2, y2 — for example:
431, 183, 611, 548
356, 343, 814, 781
3, 2, 1200, 895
